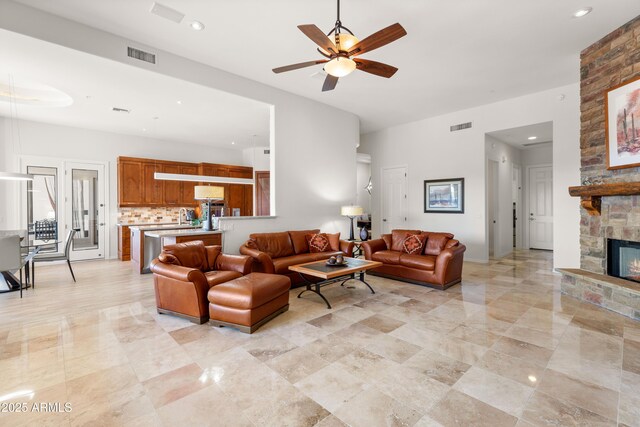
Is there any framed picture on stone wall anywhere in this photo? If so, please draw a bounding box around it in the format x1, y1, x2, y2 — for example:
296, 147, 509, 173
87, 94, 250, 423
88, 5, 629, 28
606, 75, 640, 170
424, 178, 464, 213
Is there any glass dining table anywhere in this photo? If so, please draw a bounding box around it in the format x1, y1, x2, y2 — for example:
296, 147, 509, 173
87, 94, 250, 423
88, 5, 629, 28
0, 233, 60, 296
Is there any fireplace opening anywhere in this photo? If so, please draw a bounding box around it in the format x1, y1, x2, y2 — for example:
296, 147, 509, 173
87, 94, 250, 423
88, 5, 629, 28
607, 238, 640, 283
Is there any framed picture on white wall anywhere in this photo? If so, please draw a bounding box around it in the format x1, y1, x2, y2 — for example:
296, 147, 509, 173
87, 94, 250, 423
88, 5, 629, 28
606, 75, 640, 170
424, 178, 464, 213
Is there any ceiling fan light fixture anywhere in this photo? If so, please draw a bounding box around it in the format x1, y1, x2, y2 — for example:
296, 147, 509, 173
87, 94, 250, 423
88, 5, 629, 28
324, 57, 356, 77
336, 33, 359, 51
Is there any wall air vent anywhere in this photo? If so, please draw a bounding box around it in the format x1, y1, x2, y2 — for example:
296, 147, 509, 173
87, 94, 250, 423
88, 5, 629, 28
450, 122, 473, 132
264, 149, 271, 155
127, 47, 156, 64
112, 107, 130, 113
523, 141, 552, 147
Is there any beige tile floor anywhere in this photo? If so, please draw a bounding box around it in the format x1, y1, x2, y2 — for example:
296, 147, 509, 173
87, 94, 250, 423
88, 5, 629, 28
0, 250, 639, 426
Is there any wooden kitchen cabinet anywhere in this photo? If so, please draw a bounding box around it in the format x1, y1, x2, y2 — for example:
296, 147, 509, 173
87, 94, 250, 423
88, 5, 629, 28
142, 162, 163, 205
227, 184, 253, 216
163, 163, 182, 205
118, 157, 254, 209
117, 225, 131, 261
180, 165, 198, 205
118, 159, 144, 206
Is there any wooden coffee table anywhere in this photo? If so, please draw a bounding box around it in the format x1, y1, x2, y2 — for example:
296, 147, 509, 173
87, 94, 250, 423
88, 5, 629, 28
289, 257, 382, 309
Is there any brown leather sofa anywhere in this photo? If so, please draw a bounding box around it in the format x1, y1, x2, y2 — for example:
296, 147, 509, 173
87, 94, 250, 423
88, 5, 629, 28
239, 229, 354, 286
362, 229, 466, 290
150, 241, 252, 324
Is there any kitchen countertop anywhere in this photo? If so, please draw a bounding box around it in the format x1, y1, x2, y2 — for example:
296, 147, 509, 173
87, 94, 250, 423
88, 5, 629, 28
128, 224, 201, 231
144, 229, 223, 238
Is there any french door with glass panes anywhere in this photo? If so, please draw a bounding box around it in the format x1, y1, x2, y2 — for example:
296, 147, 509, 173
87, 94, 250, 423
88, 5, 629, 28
65, 162, 106, 260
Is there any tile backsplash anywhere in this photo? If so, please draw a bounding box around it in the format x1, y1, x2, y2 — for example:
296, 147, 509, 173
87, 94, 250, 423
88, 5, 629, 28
118, 207, 188, 225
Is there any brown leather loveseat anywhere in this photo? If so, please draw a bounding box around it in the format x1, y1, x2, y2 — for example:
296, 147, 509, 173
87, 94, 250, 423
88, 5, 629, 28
239, 229, 354, 286
362, 229, 466, 290
150, 241, 252, 324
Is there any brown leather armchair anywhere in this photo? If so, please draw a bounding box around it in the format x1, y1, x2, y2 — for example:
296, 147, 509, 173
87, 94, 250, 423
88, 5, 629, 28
362, 229, 466, 290
239, 229, 354, 287
150, 241, 252, 324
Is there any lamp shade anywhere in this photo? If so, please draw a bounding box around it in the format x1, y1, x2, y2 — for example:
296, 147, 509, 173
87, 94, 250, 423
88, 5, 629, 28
341, 205, 363, 217
194, 185, 224, 200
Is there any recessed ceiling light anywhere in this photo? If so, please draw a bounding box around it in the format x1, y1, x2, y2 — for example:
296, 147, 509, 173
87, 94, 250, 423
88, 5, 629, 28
142, 128, 147, 132
176, 100, 182, 105
190, 21, 205, 31
528, 136, 537, 140
231, 141, 235, 145
573, 7, 592, 18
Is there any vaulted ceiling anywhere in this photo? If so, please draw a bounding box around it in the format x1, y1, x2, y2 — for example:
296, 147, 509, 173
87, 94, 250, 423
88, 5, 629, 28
11, 0, 640, 133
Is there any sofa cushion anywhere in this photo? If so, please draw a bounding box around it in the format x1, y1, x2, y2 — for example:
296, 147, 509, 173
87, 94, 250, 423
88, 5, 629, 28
289, 229, 320, 254
327, 233, 341, 251
371, 250, 401, 265
204, 270, 243, 288
399, 253, 436, 271
249, 232, 295, 258
208, 273, 291, 309
424, 232, 454, 256
402, 233, 428, 255
161, 241, 209, 271
391, 229, 422, 252
306, 233, 331, 253
273, 253, 319, 274
310, 251, 344, 261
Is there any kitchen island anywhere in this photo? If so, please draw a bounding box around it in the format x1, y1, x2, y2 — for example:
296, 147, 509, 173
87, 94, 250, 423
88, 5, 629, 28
128, 224, 201, 274
145, 229, 223, 248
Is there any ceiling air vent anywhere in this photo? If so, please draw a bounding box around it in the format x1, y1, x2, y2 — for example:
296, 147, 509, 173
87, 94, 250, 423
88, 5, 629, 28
450, 122, 472, 132
264, 149, 271, 155
523, 141, 552, 147
112, 107, 130, 113
127, 47, 156, 64
149, 2, 185, 23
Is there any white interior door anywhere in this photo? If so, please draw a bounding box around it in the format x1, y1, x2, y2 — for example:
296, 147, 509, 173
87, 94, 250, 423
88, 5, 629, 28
528, 165, 553, 250
488, 160, 499, 256
381, 166, 408, 234
65, 162, 106, 260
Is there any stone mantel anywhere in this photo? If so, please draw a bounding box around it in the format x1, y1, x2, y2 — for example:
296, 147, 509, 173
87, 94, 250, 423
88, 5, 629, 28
569, 182, 640, 216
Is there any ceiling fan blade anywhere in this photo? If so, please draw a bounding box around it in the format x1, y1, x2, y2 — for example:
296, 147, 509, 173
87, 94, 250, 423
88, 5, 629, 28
348, 23, 407, 57
273, 60, 328, 74
354, 59, 398, 78
322, 74, 339, 92
298, 24, 338, 54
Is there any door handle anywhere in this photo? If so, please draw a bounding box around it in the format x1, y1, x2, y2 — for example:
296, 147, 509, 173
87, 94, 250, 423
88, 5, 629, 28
382, 219, 387, 222
99, 223, 105, 226
529, 217, 535, 221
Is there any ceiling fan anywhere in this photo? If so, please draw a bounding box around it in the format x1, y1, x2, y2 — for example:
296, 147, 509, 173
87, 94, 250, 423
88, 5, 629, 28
272, 0, 407, 92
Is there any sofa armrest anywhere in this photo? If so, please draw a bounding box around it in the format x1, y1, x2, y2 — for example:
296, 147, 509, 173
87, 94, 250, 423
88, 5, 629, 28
340, 240, 354, 257
361, 238, 387, 260
216, 254, 252, 275
239, 245, 275, 274
434, 244, 466, 284
149, 259, 208, 290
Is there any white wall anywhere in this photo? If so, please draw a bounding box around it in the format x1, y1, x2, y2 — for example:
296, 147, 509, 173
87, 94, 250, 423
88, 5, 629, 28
485, 135, 522, 258
522, 144, 553, 166
360, 83, 580, 267
0, 1, 360, 257
242, 147, 270, 171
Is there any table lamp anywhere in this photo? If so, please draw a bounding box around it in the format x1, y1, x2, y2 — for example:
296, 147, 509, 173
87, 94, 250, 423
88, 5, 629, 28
195, 185, 224, 231
341, 205, 363, 241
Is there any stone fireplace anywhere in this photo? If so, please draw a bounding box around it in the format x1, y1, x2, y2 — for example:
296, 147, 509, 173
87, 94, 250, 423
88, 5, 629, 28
558, 16, 640, 320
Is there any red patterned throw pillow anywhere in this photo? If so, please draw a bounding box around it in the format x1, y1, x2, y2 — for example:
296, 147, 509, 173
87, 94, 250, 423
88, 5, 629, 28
306, 233, 330, 253
402, 233, 426, 255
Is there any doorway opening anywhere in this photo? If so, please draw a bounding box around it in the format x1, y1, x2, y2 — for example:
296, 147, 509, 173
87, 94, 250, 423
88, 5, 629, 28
485, 121, 553, 258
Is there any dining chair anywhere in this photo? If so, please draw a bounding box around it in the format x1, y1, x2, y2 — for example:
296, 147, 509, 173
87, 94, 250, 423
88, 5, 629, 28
0, 235, 26, 298
33, 229, 78, 283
